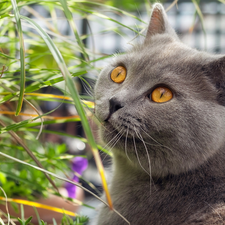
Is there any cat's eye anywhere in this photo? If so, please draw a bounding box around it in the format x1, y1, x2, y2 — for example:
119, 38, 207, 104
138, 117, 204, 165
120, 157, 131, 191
151, 87, 173, 103
110, 66, 126, 83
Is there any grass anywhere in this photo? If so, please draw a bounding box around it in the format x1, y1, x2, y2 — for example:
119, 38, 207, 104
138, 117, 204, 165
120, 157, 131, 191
0, 0, 145, 223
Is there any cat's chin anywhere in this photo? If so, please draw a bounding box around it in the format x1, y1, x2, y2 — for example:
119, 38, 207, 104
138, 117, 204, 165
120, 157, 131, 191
100, 121, 217, 178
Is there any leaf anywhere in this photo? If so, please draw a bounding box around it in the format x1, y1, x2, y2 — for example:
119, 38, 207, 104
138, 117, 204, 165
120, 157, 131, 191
10, 0, 26, 115
25, 216, 33, 225
40, 220, 46, 225
33, 207, 41, 225
0, 120, 59, 194
17, 218, 23, 225
59, 0, 89, 61
69, 0, 146, 24
11, 202, 19, 213
74, 7, 141, 35
20, 204, 25, 224
20, 14, 113, 209
0, 172, 6, 185
0, 151, 130, 224
0, 52, 15, 59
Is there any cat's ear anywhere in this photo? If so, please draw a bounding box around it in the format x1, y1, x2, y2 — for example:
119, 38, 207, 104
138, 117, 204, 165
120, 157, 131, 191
203, 56, 225, 105
145, 3, 178, 42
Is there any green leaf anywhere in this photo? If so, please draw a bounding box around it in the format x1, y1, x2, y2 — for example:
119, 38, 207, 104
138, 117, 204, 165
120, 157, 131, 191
10, 0, 26, 115
75, 7, 141, 35
68, 0, 146, 24
40, 220, 46, 225
19, 14, 98, 160
17, 218, 23, 225
11, 202, 19, 214
0, 52, 15, 59
25, 216, 33, 225
59, 0, 89, 61
0, 172, 6, 185
33, 207, 41, 225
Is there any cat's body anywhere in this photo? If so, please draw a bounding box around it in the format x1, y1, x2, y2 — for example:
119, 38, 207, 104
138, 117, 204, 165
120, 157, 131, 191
96, 153, 225, 224
94, 3, 225, 224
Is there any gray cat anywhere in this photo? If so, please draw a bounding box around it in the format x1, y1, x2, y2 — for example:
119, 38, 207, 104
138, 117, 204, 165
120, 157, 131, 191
94, 3, 225, 225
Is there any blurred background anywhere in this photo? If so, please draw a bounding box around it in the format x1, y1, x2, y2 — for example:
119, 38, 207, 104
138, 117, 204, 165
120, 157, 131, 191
1, 0, 225, 224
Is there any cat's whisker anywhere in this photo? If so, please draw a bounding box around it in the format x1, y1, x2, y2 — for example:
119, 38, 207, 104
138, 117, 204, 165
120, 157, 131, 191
101, 129, 125, 163
132, 130, 150, 176
102, 130, 126, 162
79, 78, 94, 97
100, 124, 128, 163
107, 131, 125, 152
135, 129, 152, 175
103, 127, 124, 150
134, 128, 157, 194
104, 127, 119, 135
98, 118, 129, 135
125, 126, 133, 163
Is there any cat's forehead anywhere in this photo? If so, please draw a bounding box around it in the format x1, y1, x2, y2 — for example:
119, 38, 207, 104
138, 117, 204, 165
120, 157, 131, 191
112, 35, 208, 82
107, 35, 216, 100
115, 37, 197, 69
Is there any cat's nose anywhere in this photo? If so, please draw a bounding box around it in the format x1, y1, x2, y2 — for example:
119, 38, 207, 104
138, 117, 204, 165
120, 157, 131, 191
106, 97, 124, 121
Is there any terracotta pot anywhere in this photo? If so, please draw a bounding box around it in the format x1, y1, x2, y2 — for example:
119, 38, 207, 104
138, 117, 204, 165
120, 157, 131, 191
0, 187, 84, 224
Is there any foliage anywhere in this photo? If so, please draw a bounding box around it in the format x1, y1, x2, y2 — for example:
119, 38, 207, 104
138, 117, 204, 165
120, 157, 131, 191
0, 0, 145, 223
0, 142, 70, 199
61, 214, 89, 225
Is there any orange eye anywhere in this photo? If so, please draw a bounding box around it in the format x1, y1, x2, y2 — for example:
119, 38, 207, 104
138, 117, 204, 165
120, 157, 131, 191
151, 87, 173, 103
110, 66, 126, 83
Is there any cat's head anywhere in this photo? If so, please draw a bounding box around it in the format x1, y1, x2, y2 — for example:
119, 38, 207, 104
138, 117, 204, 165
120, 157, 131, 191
94, 3, 225, 178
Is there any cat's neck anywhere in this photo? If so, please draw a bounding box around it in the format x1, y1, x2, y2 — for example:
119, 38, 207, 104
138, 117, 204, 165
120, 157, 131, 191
104, 149, 225, 225
111, 147, 225, 188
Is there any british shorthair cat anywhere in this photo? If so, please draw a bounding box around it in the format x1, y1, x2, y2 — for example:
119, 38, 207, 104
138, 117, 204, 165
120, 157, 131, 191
94, 3, 225, 224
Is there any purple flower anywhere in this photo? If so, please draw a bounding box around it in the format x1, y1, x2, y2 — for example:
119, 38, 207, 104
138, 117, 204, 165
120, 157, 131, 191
65, 157, 88, 198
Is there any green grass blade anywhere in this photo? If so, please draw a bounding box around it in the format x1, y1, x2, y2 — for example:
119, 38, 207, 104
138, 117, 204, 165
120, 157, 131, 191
59, 0, 89, 61
0, 93, 17, 105
20, 204, 25, 225
68, 0, 146, 24
10, 0, 26, 115
33, 207, 42, 225
74, 7, 142, 35
25, 70, 87, 93
0, 52, 15, 60
20, 14, 113, 209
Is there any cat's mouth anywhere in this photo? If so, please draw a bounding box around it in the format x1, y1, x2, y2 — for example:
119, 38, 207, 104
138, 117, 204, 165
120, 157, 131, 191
103, 115, 142, 139
102, 120, 143, 150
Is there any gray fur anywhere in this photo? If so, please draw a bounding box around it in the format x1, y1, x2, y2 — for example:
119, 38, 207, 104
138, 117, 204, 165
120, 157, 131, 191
94, 3, 225, 225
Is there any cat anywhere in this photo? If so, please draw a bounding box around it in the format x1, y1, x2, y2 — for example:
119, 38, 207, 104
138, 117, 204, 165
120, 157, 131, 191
94, 3, 225, 225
